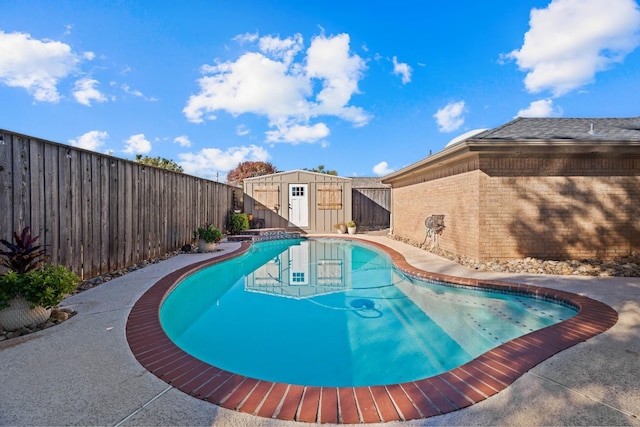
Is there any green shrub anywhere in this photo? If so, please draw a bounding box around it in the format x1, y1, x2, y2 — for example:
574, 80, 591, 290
230, 213, 250, 234
0, 265, 80, 309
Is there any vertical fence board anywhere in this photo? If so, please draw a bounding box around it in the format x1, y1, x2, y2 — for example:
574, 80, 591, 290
70, 150, 82, 274
58, 148, 72, 268
130, 164, 140, 266
99, 157, 110, 273
89, 155, 101, 278
28, 139, 45, 240
124, 162, 134, 267
167, 173, 176, 249
0, 133, 13, 244
150, 169, 159, 258
80, 152, 92, 278
108, 160, 118, 271
43, 143, 59, 264
142, 166, 150, 260
12, 135, 30, 231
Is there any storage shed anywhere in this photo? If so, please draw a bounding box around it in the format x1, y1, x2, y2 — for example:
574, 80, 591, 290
243, 170, 352, 233
382, 117, 640, 261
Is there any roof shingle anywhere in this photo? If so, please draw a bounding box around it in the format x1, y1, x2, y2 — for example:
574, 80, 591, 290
477, 117, 640, 141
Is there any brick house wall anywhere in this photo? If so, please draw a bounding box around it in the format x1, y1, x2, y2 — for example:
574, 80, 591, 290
393, 170, 481, 258
386, 150, 640, 260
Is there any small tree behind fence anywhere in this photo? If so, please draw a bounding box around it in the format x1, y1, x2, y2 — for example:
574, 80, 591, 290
0, 130, 239, 279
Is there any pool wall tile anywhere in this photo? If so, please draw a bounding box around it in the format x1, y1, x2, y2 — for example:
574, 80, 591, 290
125, 237, 619, 424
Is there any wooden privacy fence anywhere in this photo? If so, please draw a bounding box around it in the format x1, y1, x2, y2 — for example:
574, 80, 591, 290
0, 130, 239, 279
352, 187, 390, 229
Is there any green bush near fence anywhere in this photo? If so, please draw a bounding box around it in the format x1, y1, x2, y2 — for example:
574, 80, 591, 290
230, 213, 250, 234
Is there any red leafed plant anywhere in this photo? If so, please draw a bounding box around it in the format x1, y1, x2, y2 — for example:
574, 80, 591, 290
0, 227, 49, 274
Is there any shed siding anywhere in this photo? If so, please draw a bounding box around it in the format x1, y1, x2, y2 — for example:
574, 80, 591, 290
244, 171, 352, 233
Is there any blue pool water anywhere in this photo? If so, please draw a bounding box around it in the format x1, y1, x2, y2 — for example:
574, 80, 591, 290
160, 238, 576, 387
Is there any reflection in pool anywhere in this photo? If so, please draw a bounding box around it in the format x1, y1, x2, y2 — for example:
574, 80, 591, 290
160, 238, 576, 387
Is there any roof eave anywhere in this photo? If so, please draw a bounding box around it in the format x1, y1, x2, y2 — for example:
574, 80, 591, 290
381, 139, 640, 184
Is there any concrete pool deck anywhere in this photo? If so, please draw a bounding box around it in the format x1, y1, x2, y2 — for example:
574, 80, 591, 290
1, 234, 639, 426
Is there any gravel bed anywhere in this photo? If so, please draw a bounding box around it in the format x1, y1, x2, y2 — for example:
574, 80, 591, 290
391, 235, 640, 277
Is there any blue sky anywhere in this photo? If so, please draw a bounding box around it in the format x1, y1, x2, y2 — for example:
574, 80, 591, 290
2, 0, 640, 180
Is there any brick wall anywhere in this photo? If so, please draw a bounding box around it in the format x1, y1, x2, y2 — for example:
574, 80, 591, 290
390, 152, 640, 260
392, 170, 482, 259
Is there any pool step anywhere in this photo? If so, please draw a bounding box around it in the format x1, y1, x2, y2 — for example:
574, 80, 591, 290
226, 228, 301, 243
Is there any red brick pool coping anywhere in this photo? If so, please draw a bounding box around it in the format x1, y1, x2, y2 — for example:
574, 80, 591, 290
126, 238, 618, 424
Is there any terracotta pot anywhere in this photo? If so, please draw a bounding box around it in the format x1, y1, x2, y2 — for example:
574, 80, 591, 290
0, 296, 51, 331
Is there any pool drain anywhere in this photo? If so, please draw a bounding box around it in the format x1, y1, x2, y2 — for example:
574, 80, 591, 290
350, 298, 376, 310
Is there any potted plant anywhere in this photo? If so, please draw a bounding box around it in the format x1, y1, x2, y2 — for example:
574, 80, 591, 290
347, 220, 357, 235
333, 222, 347, 234
0, 227, 79, 331
194, 224, 223, 252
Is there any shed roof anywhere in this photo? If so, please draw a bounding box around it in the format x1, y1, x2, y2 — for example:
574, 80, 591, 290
243, 169, 352, 182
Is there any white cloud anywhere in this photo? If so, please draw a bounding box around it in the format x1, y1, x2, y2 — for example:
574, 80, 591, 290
0, 30, 80, 102
73, 78, 107, 106
184, 51, 310, 123
259, 33, 304, 67
505, 0, 640, 96
433, 101, 466, 132
265, 122, 329, 144
68, 130, 108, 151
373, 161, 393, 176
233, 32, 259, 44
178, 144, 269, 179
516, 99, 563, 118
236, 124, 250, 136
123, 134, 152, 154
392, 56, 412, 84
305, 33, 370, 125
122, 83, 157, 101
122, 84, 143, 97
173, 135, 191, 147
183, 32, 371, 144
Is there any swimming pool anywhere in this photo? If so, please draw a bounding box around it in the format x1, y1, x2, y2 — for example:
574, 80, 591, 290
160, 238, 576, 387
126, 237, 618, 423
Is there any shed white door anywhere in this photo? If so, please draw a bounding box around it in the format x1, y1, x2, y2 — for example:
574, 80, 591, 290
288, 184, 309, 227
